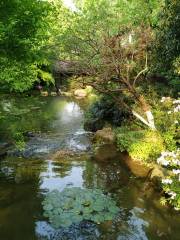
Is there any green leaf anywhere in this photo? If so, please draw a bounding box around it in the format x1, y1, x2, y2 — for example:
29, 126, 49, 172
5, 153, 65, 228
42, 187, 119, 228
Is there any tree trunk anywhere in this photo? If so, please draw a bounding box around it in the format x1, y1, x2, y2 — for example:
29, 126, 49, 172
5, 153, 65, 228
132, 110, 156, 130
132, 95, 156, 130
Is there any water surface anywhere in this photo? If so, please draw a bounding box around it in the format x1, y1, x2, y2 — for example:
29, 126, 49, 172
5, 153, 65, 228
0, 95, 179, 240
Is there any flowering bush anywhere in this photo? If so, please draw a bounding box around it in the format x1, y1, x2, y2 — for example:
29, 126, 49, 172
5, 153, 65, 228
157, 149, 180, 210
156, 97, 180, 209
154, 97, 180, 151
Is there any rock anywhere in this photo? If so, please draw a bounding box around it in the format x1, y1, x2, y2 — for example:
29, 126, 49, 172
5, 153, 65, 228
41, 91, 48, 96
24, 131, 36, 137
74, 89, 87, 98
61, 91, 73, 97
149, 165, 165, 189
51, 149, 91, 162
0, 142, 11, 158
50, 92, 57, 96
94, 127, 115, 144
51, 150, 75, 160
94, 144, 118, 161
85, 85, 93, 94
150, 166, 164, 180
84, 119, 104, 132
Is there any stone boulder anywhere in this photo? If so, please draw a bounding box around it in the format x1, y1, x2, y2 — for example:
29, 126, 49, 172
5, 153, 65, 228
0, 142, 11, 158
84, 119, 104, 132
51, 150, 74, 160
51, 149, 91, 162
85, 85, 93, 94
50, 92, 57, 96
94, 127, 115, 144
149, 165, 165, 190
74, 89, 87, 98
41, 91, 48, 96
61, 91, 73, 97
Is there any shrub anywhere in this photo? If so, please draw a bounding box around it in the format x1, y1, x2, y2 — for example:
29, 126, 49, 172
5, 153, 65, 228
84, 95, 132, 131
154, 97, 180, 151
116, 128, 164, 163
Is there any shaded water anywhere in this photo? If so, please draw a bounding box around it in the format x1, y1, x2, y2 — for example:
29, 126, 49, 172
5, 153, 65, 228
0, 95, 179, 240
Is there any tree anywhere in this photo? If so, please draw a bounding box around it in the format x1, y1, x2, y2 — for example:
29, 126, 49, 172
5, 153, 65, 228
153, 0, 180, 90
85, 26, 157, 130
0, 0, 61, 92
57, 0, 164, 129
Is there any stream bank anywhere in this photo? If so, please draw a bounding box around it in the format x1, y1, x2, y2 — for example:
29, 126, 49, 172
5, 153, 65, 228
92, 127, 166, 190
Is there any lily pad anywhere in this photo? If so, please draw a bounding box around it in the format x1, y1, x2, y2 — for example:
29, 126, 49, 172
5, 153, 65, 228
42, 187, 119, 229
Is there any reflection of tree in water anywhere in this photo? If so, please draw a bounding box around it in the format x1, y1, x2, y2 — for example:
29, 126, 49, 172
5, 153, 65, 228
51, 153, 90, 178
83, 160, 130, 192
51, 160, 73, 178
0, 96, 54, 141
35, 220, 99, 240
0, 95, 75, 144
0, 157, 44, 184
0, 156, 44, 240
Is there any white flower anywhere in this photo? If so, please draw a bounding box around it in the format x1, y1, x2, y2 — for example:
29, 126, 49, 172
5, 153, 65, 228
162, 179, 173, 184
172, 159, 180, 166
167, 111, 172, 114
157, 156, 170, 166
174, 207, 180, 211
170, 152, 177, 158
162, 159, 169, 166
161, 152, 167, 156
172, 169, 180, 175
168, 191, 177, 199
160, 97, 166, 102
160, 97, 171, 103
174, 105, 180, 112
174, 120, 178, 124
173, 100, 180, 104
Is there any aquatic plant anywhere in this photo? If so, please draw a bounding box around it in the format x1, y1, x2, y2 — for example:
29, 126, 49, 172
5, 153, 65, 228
42, 187, 119, 228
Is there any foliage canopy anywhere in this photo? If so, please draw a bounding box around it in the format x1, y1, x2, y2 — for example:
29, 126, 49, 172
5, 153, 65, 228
0, 0, 63, 91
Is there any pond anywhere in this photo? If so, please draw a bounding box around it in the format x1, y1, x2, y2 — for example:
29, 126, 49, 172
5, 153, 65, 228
0, 95, 179, 240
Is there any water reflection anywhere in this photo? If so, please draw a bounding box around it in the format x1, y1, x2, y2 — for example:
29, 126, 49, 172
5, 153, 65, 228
2, 97, 91, 158
57, 102, 83, 124
0, 96, 180, 240
39, 160, 84, 192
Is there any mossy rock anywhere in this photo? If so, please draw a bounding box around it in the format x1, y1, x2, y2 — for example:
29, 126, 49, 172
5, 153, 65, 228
94, 127, 115, 144
61, 92, 73, 97
74, 89, 87, 98
51, 150, 75, 160
84, 119, 104, 132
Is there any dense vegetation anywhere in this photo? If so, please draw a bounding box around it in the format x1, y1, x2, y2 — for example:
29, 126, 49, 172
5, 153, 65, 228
0, 0, 179, 210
